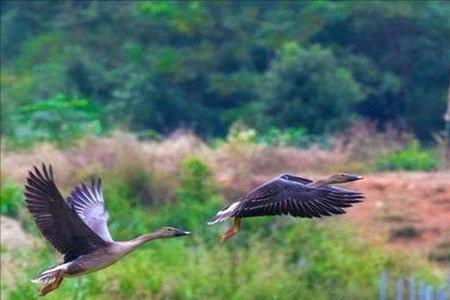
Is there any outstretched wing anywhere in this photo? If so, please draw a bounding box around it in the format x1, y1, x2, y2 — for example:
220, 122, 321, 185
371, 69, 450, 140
24, 164, 108, 262
67, 178, 113, 242
209, 174, 364, 224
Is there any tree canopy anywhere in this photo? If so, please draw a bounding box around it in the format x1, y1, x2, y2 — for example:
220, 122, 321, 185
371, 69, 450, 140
1, 1, 449, 142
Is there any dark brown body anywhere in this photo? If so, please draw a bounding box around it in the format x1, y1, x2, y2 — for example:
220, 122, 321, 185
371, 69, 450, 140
209, 173, 364, 241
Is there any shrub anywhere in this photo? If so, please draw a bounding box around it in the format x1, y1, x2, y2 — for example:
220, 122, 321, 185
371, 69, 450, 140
375, 142, 438, 171
101, 156, 222, 241
176, 156, 218, 204
0, 179, 23, 217
221, 122, 257, 147
256, 127, 332, 148
4, 94, 105, 148
171, 156, 222, 236
256, 127, 308, 147
113, 166, 154, 205
108, 137, 156, 205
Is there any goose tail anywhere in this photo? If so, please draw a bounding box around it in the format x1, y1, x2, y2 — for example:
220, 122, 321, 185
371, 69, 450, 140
31, 263, 69, 283
208, 201, 241, 225
31, 264, 69, 296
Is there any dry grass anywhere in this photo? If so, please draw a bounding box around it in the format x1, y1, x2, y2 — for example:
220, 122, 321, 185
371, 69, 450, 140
1, 126, 435, 203
332, 120, 411, 161
3, 118, 430, 182
0, 131, 355, 190
1, 130, 368, 209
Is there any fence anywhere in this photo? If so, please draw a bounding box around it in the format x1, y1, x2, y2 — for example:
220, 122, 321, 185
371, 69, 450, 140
379, 272, 450, 300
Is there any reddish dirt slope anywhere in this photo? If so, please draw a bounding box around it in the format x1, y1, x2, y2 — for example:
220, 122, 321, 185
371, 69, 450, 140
346, 172, 450, 262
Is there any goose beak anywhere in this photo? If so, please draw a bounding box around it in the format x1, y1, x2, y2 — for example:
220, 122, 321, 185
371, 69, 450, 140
175, 229, 191, 236
349, 175, 364, 182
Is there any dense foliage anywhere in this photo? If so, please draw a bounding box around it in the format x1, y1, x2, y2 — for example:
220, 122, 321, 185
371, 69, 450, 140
1, 1, 449, 143
4, 94, 104, 147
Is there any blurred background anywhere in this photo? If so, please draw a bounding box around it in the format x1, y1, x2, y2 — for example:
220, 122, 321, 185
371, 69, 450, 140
1, 1, 449, 299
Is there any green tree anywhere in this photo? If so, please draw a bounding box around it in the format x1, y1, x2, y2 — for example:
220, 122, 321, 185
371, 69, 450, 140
257, 43, 364, 134
315, 1, 450, 139
4, 94, 103, 147
1, 1, 449, 141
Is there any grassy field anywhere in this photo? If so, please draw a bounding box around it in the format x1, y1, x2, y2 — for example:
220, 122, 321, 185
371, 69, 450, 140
1, 133, 448, 299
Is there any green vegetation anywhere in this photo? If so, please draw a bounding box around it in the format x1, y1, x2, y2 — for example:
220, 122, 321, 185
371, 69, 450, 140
0, 179, 23, 217
1, 1, 449, 143
375, 142, 438, 171
3, 94, 104, 148
255, 127, 333, 148
257, 44, 364, 134
176, 156, 220, 205
2, 157, 445, 299
172, 157, 222, 234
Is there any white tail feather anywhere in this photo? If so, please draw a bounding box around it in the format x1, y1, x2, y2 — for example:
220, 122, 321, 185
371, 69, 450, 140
208, 201, 241, 225
31, 272, 57, 284
31, 263, 69, 284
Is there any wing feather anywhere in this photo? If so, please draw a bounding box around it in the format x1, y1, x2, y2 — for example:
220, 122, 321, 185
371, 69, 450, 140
67, 178, 113, 242
24, 164, 108, 262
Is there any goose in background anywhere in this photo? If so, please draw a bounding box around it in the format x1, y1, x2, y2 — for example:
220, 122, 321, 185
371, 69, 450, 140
208, 173, 364, 241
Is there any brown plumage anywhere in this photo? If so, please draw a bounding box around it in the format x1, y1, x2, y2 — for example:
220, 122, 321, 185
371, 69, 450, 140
208, 173, 364, 241
25, 164, 190, 296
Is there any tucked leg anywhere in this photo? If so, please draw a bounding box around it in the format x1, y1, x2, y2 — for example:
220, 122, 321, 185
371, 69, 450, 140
39, 273, 64, 296
221, 218, 241, 242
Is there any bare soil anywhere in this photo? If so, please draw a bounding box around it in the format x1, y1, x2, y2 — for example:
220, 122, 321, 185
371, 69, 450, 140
346, 172, 450, 262
0, 216, 42, 292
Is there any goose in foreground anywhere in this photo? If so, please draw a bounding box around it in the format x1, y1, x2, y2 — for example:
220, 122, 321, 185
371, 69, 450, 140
24, 164, 190, 296
208, 173, 364, 241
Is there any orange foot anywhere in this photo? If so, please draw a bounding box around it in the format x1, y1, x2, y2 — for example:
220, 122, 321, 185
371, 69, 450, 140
221, 227, 238, 242
221, 218, 241, 242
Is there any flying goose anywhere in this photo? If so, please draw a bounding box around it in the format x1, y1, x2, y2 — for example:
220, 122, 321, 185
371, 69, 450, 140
208, 173, 364, 241
24, 164, 190, 296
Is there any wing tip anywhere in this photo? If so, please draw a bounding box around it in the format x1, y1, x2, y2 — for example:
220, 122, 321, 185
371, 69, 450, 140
29, 163, 54, 181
